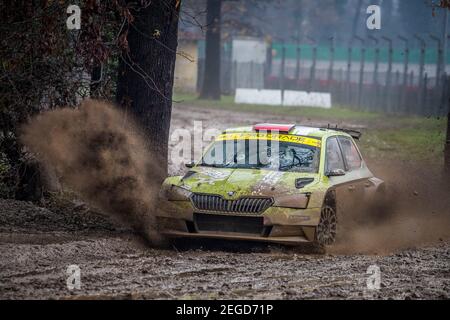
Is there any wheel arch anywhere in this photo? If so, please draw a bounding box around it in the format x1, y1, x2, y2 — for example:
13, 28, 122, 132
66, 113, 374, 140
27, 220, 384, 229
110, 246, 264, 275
323, 188, 337, 209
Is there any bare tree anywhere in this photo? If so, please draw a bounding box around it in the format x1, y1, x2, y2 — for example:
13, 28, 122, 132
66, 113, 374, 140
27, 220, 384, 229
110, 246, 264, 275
446, 109, 450, 177
351, 0, 364, 38
199, 0, 222, 100
116, 0, 181, 179
433, 2, 450, 178
443, 5, 450, 178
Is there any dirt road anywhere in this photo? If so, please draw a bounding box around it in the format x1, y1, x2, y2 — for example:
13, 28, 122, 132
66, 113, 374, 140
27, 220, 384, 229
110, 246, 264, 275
0, 104, 449, 299
0, 196, 448, 299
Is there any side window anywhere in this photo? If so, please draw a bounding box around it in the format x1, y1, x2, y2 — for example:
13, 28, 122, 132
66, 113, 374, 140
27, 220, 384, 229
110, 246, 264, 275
338, 137, 362, 170
326, 137, 345, 172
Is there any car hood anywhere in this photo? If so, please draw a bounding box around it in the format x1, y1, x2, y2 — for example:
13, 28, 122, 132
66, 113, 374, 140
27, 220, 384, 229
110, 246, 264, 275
175, 166, 318, 199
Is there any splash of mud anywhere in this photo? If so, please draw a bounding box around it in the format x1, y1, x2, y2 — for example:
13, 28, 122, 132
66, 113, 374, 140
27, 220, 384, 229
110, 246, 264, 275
21, 100, 165, 244
20, 101, 450, 254
331, 163, 450, 255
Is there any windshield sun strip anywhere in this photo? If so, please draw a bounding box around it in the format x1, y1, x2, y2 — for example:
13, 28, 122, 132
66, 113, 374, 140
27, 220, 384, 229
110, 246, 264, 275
216, 133, 322, 148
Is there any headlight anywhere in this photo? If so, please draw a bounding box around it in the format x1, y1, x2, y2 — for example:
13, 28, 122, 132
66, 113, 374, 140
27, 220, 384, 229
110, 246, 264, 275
273, 193, 311, 209
162, 185, 192, 201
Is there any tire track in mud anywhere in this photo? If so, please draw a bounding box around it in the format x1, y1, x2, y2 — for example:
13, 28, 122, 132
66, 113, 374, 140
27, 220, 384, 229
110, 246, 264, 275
1, 227, 448, 299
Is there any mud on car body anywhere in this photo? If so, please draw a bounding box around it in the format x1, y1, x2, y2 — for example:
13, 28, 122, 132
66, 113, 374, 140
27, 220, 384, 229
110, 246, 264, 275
157, 124, 384, 247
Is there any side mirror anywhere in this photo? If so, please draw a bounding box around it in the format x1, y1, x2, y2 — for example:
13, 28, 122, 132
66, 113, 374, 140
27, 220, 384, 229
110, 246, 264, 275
185, 162, 195, 168
326, 169, 346, 177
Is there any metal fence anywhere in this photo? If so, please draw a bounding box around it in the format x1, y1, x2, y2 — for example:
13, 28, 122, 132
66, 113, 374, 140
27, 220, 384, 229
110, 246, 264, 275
197, 59, 265, 94
196, 36, 450, 117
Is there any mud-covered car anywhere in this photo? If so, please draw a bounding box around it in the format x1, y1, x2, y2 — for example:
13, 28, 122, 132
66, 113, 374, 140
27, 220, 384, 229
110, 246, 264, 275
157, 124, 384, 247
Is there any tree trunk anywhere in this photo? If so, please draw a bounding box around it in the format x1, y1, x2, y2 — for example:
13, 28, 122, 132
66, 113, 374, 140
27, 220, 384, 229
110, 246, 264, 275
116, 0, 180, 180
445, 111, 450, 177
199, 0, 222, 100
351, 0, 363, 39
444, 10, 449, 179
90, 63, 102, 98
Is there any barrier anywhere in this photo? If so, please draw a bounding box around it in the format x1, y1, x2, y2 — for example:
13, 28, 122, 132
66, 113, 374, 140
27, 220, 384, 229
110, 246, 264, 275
235, 88, 332, 108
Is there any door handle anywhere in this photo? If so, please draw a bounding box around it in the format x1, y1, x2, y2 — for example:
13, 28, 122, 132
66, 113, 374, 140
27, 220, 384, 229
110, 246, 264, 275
348, 185, 356, 191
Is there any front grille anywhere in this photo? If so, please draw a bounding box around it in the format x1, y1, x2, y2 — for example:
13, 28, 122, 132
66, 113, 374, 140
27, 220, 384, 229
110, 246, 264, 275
194, 213, 264, 234
190, 194, 273, 215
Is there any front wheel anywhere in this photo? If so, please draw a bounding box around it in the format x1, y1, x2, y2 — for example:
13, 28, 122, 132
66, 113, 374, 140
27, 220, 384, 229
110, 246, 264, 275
316, 205, 338, 246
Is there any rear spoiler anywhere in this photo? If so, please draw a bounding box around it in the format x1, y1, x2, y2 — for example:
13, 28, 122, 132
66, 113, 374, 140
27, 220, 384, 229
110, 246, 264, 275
323, 125, 362, 140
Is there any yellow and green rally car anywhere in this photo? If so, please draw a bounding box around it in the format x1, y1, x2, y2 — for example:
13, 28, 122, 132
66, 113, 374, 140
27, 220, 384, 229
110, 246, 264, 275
157, 124, 384, 247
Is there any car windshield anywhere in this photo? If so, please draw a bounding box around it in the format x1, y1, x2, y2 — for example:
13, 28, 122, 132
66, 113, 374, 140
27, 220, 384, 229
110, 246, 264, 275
200, 138, 320, 173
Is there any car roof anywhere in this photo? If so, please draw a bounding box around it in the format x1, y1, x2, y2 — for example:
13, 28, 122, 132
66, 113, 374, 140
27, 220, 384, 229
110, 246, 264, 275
223, 125, 353, 140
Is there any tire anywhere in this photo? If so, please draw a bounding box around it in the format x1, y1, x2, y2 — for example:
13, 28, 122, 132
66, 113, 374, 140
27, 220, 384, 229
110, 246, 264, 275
316, 205, 338, 246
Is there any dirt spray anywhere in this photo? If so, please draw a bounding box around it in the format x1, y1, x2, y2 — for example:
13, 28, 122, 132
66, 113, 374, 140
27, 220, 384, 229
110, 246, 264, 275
21, 100, 165, 245
332, 162, 450, 255
20, 100, 450, 254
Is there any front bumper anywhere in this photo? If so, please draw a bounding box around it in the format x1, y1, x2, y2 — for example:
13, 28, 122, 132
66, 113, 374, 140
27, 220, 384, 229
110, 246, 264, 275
161, 230, 311, 245
157, 199, 321, 244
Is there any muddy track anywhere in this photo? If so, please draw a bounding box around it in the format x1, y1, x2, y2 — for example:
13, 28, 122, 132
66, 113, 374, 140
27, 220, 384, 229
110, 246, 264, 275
0, 198, 448, 300
1, 105, 449, 300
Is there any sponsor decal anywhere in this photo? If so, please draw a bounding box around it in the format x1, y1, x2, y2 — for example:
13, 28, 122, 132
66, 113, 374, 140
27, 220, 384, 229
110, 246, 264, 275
261, 171, 284, 185
216, 133, 321, 148
201, 169, 231, 180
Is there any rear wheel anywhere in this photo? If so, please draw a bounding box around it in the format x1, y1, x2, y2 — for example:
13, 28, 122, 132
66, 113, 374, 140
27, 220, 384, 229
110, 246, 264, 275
316, 205, 338, 246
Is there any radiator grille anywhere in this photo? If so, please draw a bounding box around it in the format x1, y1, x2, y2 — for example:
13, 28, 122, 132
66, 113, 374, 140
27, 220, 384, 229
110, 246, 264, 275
194, 213, 264, 234
190, 194, 273, 215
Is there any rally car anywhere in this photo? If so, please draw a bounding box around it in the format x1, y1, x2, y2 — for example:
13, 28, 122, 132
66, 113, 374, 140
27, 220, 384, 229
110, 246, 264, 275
157, 123, 384, 247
